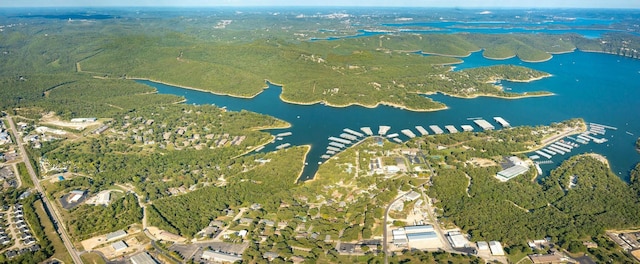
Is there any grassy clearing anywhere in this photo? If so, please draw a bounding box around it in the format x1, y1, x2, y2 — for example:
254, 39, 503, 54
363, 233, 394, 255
34, 199, 73, 264
80, 252, 107, 264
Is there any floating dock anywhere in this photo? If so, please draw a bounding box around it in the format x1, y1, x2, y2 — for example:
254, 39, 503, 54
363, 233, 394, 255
542, 148, 556, 155
582, 133, 607, 144
429, 125, 444, 134
387, 133, 400, 138
340, 133, 358, 141
275, 143, 291, 150
254, 146, 265, 152
415, 126, 429, 136
555, 141, 574, 150
321, 155, 331, 159
493, 117, 511, 128
329, 136, 351, 145
473, 119, 495, 130
461, 125, 474, 132
529, 155, 540, 160
444, 125, 458, 133
326, 150, 336, 155
547, 145, 566, 155
344, 128, 364, 138
590, 122, 617, 130
329, 142, 345, 148
552, 143, 571, 152
401, 129, 416, 138
327, 146, 341, 152
535, 150, 552, 159
361, 127, 373, 136
392, 138, 403, 143
378, 126, 391, 136
276, 132, 292, 137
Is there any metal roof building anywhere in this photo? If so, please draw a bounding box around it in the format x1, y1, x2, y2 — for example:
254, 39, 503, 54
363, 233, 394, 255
404, 225, 434, 234
496, 165, 529, 182
201, 250, 243, 263
112, 240, 128, 252
106, 230, 127, 241
407, 232, 438, 242
489, 241, 505, 256
130, 252, 158, 264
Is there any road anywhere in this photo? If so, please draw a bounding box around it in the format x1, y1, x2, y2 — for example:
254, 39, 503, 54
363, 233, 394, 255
6, 116, 84, 264
383, 192, 408, 264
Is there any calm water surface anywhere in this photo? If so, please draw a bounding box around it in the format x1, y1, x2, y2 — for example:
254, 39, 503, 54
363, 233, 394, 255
144, 50, 640, 181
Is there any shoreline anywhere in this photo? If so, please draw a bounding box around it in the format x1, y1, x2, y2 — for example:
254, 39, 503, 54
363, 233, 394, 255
294, 145, 312, 183
512, 122, 587, 155
128, 77, 265, 100
436, 91, 555, 100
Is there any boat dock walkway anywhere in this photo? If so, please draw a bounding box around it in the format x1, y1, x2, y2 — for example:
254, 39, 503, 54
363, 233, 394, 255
329, 136, 351, 145
378, 126, 391, 136
493, 117, 511, 127
444, 125, 458, 133
276, 131, 292, 137
415, 126, 429, 135
401, 129, 416, 138
429, 125, 444, 134
473, 119, 495, 130
344, 128, 364, 138
361, 127, 373, 136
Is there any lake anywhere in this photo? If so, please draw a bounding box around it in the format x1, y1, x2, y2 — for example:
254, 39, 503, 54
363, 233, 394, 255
144, 50, 640, 181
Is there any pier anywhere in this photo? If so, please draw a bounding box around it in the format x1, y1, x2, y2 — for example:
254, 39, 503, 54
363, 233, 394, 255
340, 133, 358, 141
535, 150, 552, 159
378, 126, 391, 136
326, 150, 336, 155
392, 138, 403, 143
473, 119, 495, 130
493, 117, 511, 127
386, 133, 400, 138
344, 128, 364, 138
327, 146, 341, 152
254, 146, 265, 152
554, 141, 574, 150
547, 145, 566, 155
329, 136, 351, 145
590, 122, 617, 130
329, 142, 345, 148
276, 143, 291, 150
429, 125, 444, 134
529, 155, 540, 160
401, 129, 417, 138
552, 143, 571, 152
415, 126, 429, 135
461, 125, 474, 132
444, 125, 458, 133
321, 155, 331, 159
276, 131, 292, 137
361, 127, 373, 136
542, 148, 556, 155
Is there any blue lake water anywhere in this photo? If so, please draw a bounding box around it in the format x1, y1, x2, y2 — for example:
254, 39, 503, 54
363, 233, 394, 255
144, 50, 640, 182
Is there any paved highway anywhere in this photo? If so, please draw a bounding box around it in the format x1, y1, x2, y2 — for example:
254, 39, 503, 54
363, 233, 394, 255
6, 116, 83, 264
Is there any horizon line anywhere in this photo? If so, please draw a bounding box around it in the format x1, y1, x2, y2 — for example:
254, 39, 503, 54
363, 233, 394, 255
2, 5, 640, 9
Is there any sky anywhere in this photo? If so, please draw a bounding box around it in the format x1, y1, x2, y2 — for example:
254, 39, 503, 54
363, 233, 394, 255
1, 0, 639, 9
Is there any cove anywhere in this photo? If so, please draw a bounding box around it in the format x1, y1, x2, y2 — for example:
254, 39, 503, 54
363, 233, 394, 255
143, 50, 640, 182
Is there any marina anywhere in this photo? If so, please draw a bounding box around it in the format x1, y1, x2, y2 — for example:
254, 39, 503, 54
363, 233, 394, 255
340, 133, 358, 141
461, 125, 474, 132
415, 126, 429, 135
329, 142, 345, 148
535, 150, 552, 159
547, 145, 566, 155
275, 143, 291, 150
401, 129, 417, 138
344, 128, 364, 138
473, 119, 495, 130
444, 125, 458, 133
542, 148, 556, 156
276, 131, 292, 137
378, 125, 391, 136
493, 117, 511, 128
329, 136, 351, 145
327, 146, 341, 152
361, 127, 373, 136
429, 125, 444, 134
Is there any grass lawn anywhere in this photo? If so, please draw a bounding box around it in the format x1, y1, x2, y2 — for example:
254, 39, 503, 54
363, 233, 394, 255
80, 252, 107, 264
35, 199, 73, 264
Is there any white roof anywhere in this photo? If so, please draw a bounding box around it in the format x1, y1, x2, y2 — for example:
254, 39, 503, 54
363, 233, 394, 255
238, 230, 248, 237
447, 232, 470, 248
405, 191, 421, 201
477, 241, 489, 250
404, 225, 434, 234
202, 250, 242, 262
489, 241, 505, 255
112, 240, 128, 251
106, 230, 127, 241
130, 252, 158, 264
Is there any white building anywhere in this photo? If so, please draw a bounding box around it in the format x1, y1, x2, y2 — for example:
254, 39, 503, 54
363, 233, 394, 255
201, 250, 242, 263
130, 252, 158, 264
477, 241, 489, 251
489, 241, 505, 256
446, 231, 471, 248
112, 240, 128, 252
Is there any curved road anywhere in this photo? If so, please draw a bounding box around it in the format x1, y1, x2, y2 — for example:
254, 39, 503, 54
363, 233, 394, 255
6, 116, 83, 264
